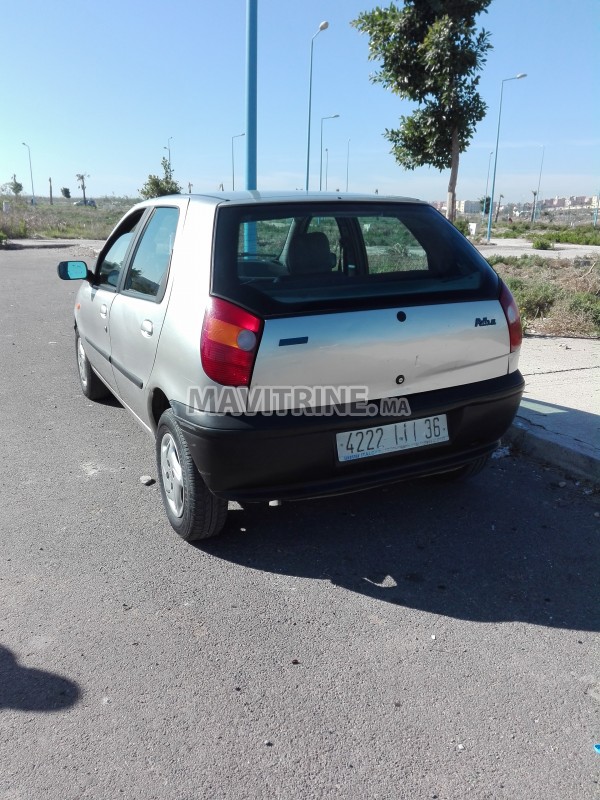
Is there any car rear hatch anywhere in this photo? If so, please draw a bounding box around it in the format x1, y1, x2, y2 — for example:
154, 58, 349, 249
210, 200, 518, 413
249, 300, 509, 411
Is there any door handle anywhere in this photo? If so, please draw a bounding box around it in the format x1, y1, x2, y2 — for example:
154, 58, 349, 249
141, 319, 154, 337
100, 304, 108, 318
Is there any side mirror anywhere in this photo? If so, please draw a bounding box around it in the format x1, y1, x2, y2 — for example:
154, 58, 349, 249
57, 260, 89, 281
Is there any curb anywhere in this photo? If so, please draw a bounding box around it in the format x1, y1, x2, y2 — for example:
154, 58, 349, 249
503, 416, 600, 485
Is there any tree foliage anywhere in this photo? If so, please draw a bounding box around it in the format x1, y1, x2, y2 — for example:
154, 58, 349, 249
61, 187, 71, 199
8, 175, 23, 197
76, 173, 89, 204
352, 0, 492, 220
140, 158, 182, 199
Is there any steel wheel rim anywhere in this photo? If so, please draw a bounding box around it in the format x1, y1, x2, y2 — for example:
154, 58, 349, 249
160, 433, 184, 518
77, 337, 88, 388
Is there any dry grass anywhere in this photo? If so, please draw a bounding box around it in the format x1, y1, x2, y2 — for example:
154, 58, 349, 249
486, 254, 600, 338
0, 197, 135, 241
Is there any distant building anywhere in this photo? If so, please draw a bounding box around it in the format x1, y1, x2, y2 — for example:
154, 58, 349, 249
457, 200, 481, 214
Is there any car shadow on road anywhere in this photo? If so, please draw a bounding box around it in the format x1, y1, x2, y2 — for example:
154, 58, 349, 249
0, 645, 81, 712
199, 459, 599, 632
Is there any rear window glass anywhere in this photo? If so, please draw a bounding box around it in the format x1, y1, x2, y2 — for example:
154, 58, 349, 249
213, 202, 498, 316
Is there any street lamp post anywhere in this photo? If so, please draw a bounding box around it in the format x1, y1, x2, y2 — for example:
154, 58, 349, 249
325, 148, 329, 191
319, 114, 339, 190
486, 73, 527, 241
22, 142, 34, 204
232, 133, 245, 191
533, 144, 545, 221
164, 137, 173, 166
346, 139, 350, 192
530, 190, 537, 223
482, 150, 493, 218
305, 21, 329, 192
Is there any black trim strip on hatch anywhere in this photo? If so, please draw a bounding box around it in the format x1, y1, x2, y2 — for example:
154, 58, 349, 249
279, 337, 309, 346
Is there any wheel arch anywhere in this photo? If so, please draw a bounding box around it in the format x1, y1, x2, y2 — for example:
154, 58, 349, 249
150, 388, 171, 432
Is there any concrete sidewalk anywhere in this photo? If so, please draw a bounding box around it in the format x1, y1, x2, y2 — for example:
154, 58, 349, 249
504, 335, 600, 484
477, 236, 600, 262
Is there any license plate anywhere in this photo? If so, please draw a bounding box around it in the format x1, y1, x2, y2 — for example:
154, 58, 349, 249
336, 414, 449, 462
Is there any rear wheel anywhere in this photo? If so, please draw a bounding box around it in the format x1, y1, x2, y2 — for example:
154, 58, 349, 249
75, 330, 110, 400
156, 409, 228, 541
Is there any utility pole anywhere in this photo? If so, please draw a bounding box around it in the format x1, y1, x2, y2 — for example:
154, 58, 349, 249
49, 177, 53, 205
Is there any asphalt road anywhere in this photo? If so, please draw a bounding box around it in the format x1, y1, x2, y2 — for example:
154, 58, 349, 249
1, 243, 599, 800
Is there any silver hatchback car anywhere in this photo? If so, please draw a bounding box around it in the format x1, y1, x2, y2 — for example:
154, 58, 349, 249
58, 192, 524, 540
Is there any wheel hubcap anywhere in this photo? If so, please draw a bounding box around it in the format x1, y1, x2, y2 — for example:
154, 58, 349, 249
77, 338, 88, 388
160, 433, 184, 518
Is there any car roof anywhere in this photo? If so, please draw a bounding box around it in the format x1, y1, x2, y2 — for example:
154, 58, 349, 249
138, 191, 427, 210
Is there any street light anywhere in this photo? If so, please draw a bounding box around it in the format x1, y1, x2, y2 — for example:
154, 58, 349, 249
533, 144, 545, 221
482, 150, 493, 218
164, 137, 173, 165
346, 139, 350, 192
319, 114, 339, 190
22, 142, 34, 204
232, 132, 245, 191
486, 73, 527, 241
305, 21, 329, 191
325, 148, 329, 191
530, 190, 538, 223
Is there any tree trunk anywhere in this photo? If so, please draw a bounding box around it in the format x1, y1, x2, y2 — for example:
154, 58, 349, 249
446, 129, 460, 222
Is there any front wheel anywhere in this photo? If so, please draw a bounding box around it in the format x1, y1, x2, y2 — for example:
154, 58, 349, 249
75, 331, 110, 400
156, 409, 228, 541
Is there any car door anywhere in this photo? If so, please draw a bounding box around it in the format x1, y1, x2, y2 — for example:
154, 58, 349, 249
108, 205, 181, 425
77, 210, 145, 389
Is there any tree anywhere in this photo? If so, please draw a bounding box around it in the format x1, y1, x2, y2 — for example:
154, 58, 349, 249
61, 187, 71, 199
352, 1, 492, 221
9, 174, 23, 197
494, 192, 504, 223
140, 157, 182, 199
76, 173, 89, 204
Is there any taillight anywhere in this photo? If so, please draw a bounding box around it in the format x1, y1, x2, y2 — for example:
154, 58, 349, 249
499, 282, 522, 352
201, 298, 263, 386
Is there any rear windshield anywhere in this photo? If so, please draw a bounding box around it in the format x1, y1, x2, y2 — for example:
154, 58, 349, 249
212, 202, 498, 316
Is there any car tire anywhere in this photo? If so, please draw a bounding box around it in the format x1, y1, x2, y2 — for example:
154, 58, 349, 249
434, 454, 489, 482
76, 330, 110, 400
156, 409, 228, 541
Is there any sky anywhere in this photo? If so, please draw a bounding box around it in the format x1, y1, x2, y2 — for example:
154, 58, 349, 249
1, 0, 599, 204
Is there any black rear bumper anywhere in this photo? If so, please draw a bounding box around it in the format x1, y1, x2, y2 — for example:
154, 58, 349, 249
171, 371, 524, 502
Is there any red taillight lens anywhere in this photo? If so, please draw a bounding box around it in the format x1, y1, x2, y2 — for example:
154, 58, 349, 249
499, 282, 522, 352
201, 298, 263, 386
